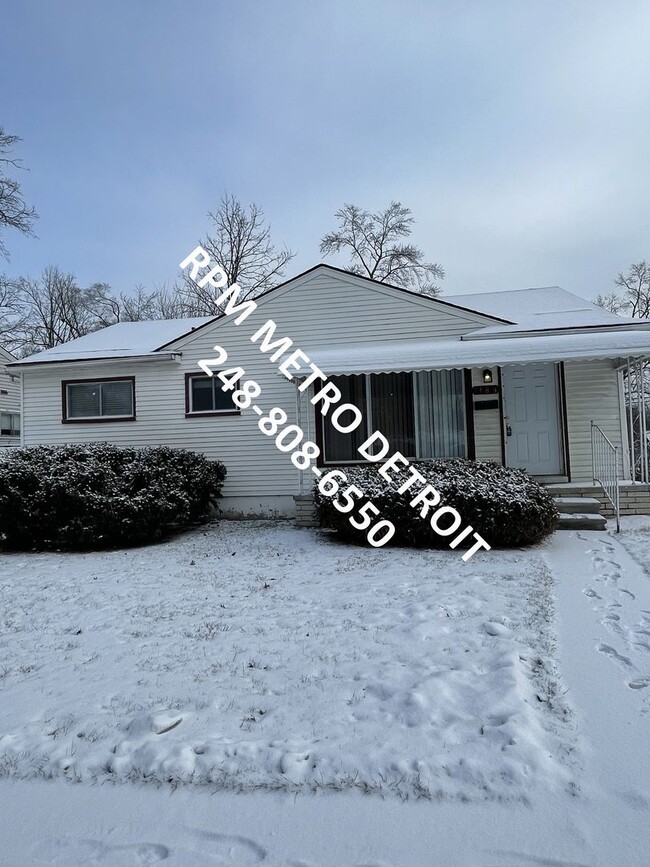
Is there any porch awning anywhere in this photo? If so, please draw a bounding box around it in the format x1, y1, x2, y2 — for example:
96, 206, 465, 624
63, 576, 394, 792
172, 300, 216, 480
289, 329, 650, 376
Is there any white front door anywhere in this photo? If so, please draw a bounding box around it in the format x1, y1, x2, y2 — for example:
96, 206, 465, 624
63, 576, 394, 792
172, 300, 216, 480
501, 363, 564, 475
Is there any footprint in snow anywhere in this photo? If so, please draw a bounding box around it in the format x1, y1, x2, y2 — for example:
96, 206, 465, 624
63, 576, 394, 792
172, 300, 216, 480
583, 588, 602, 600
127, 710, 183, 736
628, 677, 650, 690
482, 621, 510, 637
597, 643, 633, 668
592, 556, 619, 569
183, 829, 267, 864
616, 789, 650, 810
486, 850, 594, 866
602, 612, 622, 635
31, 838, 169, 865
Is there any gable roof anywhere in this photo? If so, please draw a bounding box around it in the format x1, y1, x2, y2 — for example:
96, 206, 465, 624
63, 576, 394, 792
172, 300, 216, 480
253, 264, 514, 324
9, 265, 505, 366
8, 266, 645, 368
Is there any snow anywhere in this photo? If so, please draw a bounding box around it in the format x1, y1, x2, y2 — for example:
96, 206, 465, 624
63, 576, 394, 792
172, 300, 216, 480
464, 315, 649, 337
0, 521, 573, 799
1, 520, 650, 865
284, 328, 650, 376
446, 285, 628, 326
10, 317, 214, 365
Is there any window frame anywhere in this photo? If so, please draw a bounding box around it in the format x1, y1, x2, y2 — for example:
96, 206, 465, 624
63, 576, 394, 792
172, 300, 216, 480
0, 411, 20, 437
184, 372, 241, 418
318, 370, 473, 466
61, 376, 136, 424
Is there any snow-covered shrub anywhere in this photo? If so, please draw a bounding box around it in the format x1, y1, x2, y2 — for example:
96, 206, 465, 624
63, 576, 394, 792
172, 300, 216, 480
315, 459, 558, 548
0, 443, 226, 550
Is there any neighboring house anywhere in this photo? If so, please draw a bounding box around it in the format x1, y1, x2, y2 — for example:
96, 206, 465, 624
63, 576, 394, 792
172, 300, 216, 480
0, 346, 21, 448
7, 265, 650, 517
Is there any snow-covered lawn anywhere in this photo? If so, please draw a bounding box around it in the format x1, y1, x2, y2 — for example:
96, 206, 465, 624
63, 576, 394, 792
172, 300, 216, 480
0, 521, 575, 801
2, 521, 650, 865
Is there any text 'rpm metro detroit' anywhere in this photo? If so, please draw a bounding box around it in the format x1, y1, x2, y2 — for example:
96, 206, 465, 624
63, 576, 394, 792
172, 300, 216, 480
180, 245, 490, 560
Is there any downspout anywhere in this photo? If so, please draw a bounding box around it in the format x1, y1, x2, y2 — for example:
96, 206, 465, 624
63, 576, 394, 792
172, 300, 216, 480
19, 371, 24, 447
295, 378, 304, 494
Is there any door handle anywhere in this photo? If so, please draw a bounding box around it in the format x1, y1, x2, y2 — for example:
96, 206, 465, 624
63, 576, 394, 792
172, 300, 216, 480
506, 424, 512, 437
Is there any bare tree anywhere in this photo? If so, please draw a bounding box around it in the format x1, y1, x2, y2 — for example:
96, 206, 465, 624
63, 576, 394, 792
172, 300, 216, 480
320, 201, 444, 296
3, 268, 198, 355
183, 193, 295, 313
615, 261, 650, 318
598, 262, 650, 480
595, 290, 628, 315
93, 283, 165, 326
154, 283, 193, 319
0, 274, 26, 353
597, 261, 650, 317
13, 267, 96, 352
0, 128, 38, 259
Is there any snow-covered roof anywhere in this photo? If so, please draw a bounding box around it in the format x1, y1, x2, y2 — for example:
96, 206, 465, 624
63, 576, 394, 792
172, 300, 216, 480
445, 286, 627, 331
285, 329, 650, 376
9, 317, 215, 366
8, 275, 647, 368
463, 316, 650, 340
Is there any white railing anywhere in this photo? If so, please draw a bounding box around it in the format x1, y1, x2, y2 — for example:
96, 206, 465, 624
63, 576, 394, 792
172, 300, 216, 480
624, 358, 649, 483
591, 421, 620, 533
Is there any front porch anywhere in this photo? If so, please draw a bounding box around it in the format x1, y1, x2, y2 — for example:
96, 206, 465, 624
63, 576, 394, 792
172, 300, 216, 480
289, 340, 650, 529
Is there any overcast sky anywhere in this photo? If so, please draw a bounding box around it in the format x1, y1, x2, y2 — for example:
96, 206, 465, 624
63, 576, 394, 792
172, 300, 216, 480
2, 0, 649, 301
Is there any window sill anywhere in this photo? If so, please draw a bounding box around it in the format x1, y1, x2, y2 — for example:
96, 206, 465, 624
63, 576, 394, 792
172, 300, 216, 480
62, 416, 136, 424
185, 411, 241, 418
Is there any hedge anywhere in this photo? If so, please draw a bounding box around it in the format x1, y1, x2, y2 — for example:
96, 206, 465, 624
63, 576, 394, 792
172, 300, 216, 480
0, 443, 226, 550
315, 459, 558, 549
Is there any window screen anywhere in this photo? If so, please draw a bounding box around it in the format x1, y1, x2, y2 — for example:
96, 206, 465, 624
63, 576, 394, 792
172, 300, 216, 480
65, 380, 134, 419
188, 375, 238, 413
0, 412, 20, 436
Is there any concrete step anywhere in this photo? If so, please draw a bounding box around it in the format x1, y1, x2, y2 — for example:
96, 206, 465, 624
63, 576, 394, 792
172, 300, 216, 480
557, 512, 608, 531
553, 496, 602, 515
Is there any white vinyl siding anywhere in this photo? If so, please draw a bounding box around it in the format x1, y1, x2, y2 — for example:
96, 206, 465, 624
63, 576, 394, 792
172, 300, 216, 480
21, 271, 626, 507
20, 272, 496, 510
0, 354, 21, 447
471, 367, 503, 463
563, 359, 625, 480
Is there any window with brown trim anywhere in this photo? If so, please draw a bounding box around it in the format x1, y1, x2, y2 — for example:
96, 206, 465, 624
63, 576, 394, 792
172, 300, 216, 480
185, 373, 240, 417
62, 377, 135, 422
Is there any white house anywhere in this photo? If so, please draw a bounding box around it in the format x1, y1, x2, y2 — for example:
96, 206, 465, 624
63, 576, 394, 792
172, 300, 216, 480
0, 346, 21, 448
7, 265, 650, 518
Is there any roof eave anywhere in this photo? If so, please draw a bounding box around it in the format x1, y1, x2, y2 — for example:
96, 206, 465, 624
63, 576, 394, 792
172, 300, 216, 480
462, 322, 650, 341
8, 352, 182, 369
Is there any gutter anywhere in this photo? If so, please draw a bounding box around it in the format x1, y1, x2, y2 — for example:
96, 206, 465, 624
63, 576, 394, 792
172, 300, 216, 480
7, 352, 182, 370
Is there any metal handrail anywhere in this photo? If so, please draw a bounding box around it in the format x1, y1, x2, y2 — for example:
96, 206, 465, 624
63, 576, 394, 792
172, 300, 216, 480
591, 421, 620, 533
